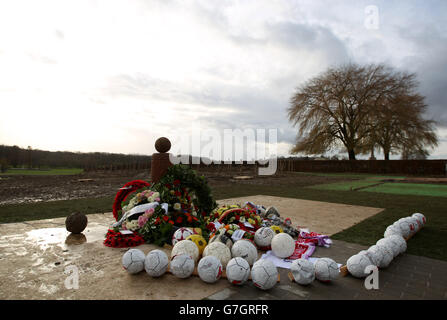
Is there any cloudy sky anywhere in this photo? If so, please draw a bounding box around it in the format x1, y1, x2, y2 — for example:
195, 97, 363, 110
0, 0, 446, 159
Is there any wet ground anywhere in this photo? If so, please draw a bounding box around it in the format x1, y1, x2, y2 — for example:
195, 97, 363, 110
0, 170, 351, 206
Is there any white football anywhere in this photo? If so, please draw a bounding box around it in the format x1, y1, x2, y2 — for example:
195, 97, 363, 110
290, 258, 315, 285
412, 213, 426, 227
271, 233, 295, 258
314, 258, 339, 282
197, 255, 223, 284
203, 242, 232, 268
384, 225, 402, 238
393, 219, 411, 238
170, 254, 195, 279
172, 227, 195, 246
122, 249, 145, 274
171, 240, 199, 262
376, 244, 393, 268
226, 257, 251, 285
366, 245, 384, 267
251, 258, 278, 290
387, 234, 407, 255
254, 227, 275, 248
144, 249, 169, 277
231, 240, 258, 266
376, 238, 399, 258
347, 254, 372, 278
405, 217, 419, 235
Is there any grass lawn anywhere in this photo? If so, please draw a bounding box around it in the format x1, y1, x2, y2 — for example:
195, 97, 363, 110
0, 168, 83, 176
1, 180, 446, 261
360, 182, 447, 198
308, 180, 383, 191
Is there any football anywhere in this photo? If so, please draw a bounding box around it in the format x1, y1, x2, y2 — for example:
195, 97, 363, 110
412, 212, 426, 227
387, 234, 407, 255
393, 219, 411, 238
226, 257, 251, 285
405, 217, 419, 235
365, 245, 383, 267
251, 258, 278, 290
172, 227, 195, 246
376, 238, 399, 258
266, 206, 280, 218
231, 240, 258, 266
122, 249, 145, 274
171, 240, 200, 262
197, 256, 223, 284
290, 258, 315, 285
376, 244, 393, 268
203, 242, 232, 268
144, 249, 169, 277
384, 225, 402, 238
186, 234, 207, 255
314, 258, 339, 282
254, 227, 275, 248
170, 254, 195, 279
271, 233, 295, 258
209, 233, 234, 250
347, 254, 373, 278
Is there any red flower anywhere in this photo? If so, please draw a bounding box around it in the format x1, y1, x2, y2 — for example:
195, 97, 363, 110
235, 215, 240, 220
214, 213, 219, 218
165, 184, 172, 188
187, 216, 193, 223
168, 220, 174, 225
154, 217, 161, 225
201, 211, 207, 217
245, 212, 250, 218
173, 179, 180, 185
176, 217, 183, 224
175, 191, 181, 197
162, 215, 169, 222
193, 217, 198, 221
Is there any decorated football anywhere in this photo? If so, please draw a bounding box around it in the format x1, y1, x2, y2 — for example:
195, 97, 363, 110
251, 258, 278, 290
377, 238, 399, 258
393, 219, 411, 239
172, 227, 195, 246
384, 225, 402, 238
144, 249, 169, 277
170, 254, 195, 279
186, 234, 207, 255
271, 233, 295, 258
386, 234, 407, 255
376, 244, 393, 268
347, 254, 372, 278
226, 257, 251, 285
203, 242, 232, 268
231, 240, 258, 266
290, 258, 315, 285
122, 249, 145, 274
197, 256, 223, 284
314, 258, 339, 282
254, 227, 275, 248
412, 212, 426, 226
365, 245, 383, 267
171, 240, 200, 262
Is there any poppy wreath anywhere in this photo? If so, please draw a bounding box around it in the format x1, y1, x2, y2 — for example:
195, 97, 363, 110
112, 180, 151, 221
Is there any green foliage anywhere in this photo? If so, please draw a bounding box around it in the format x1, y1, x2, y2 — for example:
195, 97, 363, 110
0, 158, 9, 173
153, 165, 218, 216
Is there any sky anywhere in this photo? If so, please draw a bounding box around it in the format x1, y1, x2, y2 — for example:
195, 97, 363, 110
0, 0, 446, 159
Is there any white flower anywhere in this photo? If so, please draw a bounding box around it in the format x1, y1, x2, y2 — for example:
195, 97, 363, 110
173, 203, 181, 211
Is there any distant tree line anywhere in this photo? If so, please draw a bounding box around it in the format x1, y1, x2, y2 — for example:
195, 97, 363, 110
0, 145, 152, 172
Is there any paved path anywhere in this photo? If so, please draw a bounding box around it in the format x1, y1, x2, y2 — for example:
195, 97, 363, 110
207, 240, 447, 300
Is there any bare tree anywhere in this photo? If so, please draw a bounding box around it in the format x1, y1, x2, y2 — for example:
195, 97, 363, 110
288, 63, 438, 160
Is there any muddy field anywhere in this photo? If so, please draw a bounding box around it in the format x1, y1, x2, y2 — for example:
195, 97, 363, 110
0, 169, 352, 206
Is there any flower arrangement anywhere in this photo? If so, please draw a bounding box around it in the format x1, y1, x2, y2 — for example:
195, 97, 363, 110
104, 165, 217, 248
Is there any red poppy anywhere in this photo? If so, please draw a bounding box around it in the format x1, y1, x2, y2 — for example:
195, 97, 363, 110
168, 220, 174, 225
176, 217, 183, 224
173, 179, 181, 185
175, 191, 181, 197
154, 217, 161, 225
162, 215, 169, 222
